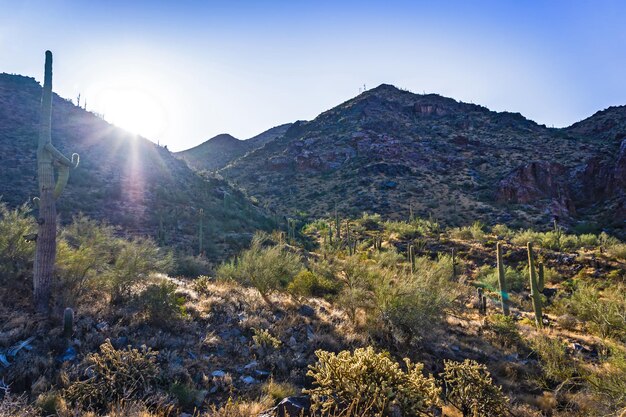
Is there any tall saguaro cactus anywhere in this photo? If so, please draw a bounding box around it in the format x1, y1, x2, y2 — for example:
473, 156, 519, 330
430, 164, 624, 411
527, 242, 543, 328
496, 242, 510, 316
33, 51, 80, 313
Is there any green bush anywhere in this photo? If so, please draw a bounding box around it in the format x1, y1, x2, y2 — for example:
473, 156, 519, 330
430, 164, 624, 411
306, 347, 441, 416
0, 202, 36, 280
287, 269, 339, 298
485, 314, 521, 347
530, 334, 577, 385
443, 359, 509, 417
583, 343, 626, 410
217, 232, 302, 303
373, 255, 459, 342
450, 221, 486, 242
139, 279, 187, 326
64, 340, 160, 411
105, 237, 174, 302
173, 254, 210, 278
477, 264, 526, 292
56, 214, 120, 302
567, 283, 626, 341
607, 243, 626, 261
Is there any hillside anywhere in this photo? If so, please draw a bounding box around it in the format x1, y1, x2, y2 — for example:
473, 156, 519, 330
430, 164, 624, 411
209, 84, 625, 236
0, 74, 275, 258
176, 124, 291, 172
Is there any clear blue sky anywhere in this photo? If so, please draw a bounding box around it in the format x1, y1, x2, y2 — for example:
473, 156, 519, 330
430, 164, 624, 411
1, 0, 625, 151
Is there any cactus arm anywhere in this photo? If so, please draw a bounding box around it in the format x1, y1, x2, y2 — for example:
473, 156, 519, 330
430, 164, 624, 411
44, 143, 79, 168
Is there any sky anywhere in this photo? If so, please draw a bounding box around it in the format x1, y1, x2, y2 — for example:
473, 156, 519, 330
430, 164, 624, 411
1, 0, 625, 151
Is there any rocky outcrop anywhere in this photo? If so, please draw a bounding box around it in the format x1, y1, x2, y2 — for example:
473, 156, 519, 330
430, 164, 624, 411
497, 162, 576, 216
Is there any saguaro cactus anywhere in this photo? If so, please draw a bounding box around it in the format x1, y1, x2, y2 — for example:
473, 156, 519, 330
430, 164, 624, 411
496, 242, 510, 316
33, 51, 80, 313
198, 208, 204, 256
527, 242, 543, 328
63, 307, 74, 339
537, 262, 545, 292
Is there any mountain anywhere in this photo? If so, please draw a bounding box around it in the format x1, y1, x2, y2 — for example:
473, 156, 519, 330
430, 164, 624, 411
208, 84, 625, 234
0, 74, 275, 258
176, 124, 291, 172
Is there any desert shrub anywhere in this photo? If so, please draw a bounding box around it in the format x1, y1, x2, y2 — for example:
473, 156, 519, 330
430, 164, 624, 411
383, 221, 420, 239
169, 382, 201, 409
105, 237, 174, 302
370, 249, 405, 269
450, 221, 486, 242
0, 202, 36, 281
373, 256, 459, 343
567, 283, 626, 341
411, 216, 441, 237
491, 223, 513, 239
355, 213, 383, 231
252, 328, 282, 349
485, 314, 521, 347
192, 275, 212, 295
287, 269, 339, 298
173, 254, 210, 278
530, 334, 577, 385
0, 394, 38, 417
578, 233, 599, 249
262, 379, 299, 401
56, 214, 120, 301
306, 347, 441, 416
511, 229, 543, 247
607, 242, 626, 261
139, 279, 187, 326
477, 264, 526, 292
64, 340, 160, 411
336, 256, 375, 322
217, 232, 302, 303
583, 343, 626, 410
443, 359, 509, 417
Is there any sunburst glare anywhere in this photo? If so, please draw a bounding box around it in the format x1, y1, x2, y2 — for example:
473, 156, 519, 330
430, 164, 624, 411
95, 86, 167, 141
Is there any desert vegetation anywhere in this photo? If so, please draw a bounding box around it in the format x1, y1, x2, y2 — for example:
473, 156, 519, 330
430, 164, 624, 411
1, 201, 625, 416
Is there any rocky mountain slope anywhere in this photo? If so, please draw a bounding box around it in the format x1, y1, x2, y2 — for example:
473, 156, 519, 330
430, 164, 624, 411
176, 124, 291, 172
210, 84, 625, 235
0, 74, 274, 257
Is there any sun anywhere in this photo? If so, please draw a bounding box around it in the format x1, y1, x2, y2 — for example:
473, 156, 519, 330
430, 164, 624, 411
96, 87, 166, 141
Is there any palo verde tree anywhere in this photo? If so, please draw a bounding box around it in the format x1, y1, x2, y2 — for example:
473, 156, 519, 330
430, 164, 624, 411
33, 50, 80, 313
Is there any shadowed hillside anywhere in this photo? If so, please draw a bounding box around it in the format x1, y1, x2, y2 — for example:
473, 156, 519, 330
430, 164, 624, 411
176, 124, 292, 172
0, 74, 275, 258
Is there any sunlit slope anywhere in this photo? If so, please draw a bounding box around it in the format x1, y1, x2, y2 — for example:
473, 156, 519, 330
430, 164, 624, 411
219, 84, 626, 234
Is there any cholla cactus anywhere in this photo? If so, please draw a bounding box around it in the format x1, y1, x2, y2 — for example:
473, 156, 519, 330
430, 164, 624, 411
33, 51, 80, 313
306, 347, 441, 416
443, 359, 509, 417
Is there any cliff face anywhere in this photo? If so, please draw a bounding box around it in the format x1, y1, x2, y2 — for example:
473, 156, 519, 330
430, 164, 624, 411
0, 74, 274, 258
206, 84, 624, 234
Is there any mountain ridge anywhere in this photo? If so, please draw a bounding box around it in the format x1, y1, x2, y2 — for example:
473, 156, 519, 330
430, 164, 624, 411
205, 83, 625, 235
